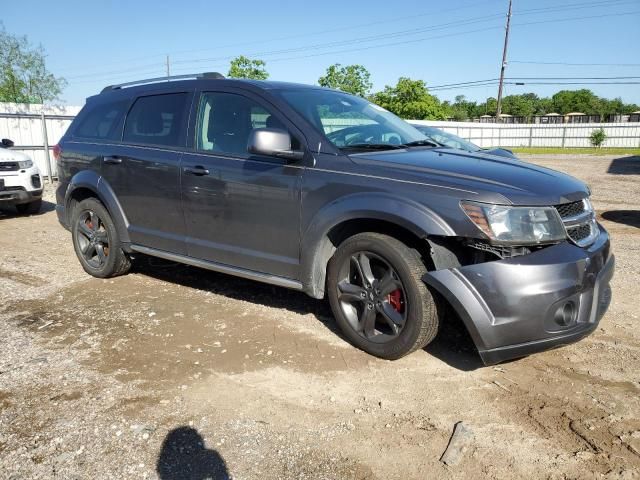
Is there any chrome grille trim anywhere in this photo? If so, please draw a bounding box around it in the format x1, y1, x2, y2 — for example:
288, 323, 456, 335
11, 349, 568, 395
554, 198, 599, 247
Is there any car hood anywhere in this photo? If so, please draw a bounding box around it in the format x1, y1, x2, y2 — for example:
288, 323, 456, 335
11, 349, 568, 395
349, 147, 589, 205
0, 148, 31, 163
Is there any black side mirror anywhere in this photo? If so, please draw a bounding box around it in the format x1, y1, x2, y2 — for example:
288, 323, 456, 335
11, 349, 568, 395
1, 138, 14, 148
247, 128, 304, 162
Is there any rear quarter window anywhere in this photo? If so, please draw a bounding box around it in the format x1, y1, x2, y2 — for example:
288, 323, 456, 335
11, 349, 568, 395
73, 100, 130, 140
123, 93, 189, 147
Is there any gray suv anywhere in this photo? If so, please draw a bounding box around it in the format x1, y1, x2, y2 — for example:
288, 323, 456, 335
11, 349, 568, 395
55, 73, 614, 364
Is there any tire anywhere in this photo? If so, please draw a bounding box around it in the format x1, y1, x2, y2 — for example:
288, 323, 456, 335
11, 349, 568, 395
71, 198, 131, 278
327, 232, 440, 360
16, 199, 42, 215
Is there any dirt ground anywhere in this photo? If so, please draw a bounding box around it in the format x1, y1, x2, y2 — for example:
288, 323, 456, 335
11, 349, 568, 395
1, 154, 639, 480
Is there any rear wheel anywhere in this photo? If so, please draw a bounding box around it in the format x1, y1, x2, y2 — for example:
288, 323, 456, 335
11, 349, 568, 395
71, 198, 131, 278
16, 199, 42, 215
327, 232, 440, 360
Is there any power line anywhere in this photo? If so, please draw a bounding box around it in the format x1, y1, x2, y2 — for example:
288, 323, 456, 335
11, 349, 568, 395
513, 10, 640, 28
168, 10, 640, 73
170, 13, 505, 66
167, 25, 504, 75
60, 0, 501, 75
516, 0, 637, 15
430, 81, 640, 91
64, 5, 640, 88
64, 1, 639, 80
510, 60, 640, 67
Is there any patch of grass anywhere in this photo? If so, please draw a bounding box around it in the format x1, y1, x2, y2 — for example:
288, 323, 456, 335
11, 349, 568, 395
511, 147, 640, 156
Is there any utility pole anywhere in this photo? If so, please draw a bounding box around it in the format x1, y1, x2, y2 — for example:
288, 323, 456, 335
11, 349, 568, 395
495, 0, 512, 123
166, 55, 170, 79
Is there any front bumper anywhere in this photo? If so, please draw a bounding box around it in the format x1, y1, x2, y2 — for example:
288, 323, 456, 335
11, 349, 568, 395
0, 167, 43, 205
424, 225, 614, 365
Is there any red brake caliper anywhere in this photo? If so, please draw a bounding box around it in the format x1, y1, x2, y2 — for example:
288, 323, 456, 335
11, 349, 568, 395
387, 289, 404, 313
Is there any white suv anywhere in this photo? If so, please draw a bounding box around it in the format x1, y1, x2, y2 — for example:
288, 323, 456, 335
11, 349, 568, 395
0, 138, 43, 214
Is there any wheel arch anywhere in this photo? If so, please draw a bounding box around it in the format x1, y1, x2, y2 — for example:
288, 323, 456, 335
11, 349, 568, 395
64, 170, 131, 246
300, 193, 455, 299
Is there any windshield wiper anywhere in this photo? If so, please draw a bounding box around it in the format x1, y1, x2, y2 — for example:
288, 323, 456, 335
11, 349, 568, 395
399, 139, 440, 148
341, 143, 404, 151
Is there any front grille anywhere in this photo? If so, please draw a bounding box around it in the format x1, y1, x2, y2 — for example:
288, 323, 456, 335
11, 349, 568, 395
555, 200, 585, 219
554, 199, 598, 247
567, 224, 591, 242
0, 162, 19, 172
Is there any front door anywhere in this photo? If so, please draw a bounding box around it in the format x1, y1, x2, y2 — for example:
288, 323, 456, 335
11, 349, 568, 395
181, 90, 304, 279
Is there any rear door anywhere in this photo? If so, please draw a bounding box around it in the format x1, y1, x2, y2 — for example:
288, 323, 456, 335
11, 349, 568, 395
102, 91, 193, 254
180, 89, 304, 279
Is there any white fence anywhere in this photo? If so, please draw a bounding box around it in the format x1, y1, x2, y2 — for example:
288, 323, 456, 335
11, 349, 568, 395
0, 103, 80, 180
411, 120, 640, 149
1, 102, 640, 181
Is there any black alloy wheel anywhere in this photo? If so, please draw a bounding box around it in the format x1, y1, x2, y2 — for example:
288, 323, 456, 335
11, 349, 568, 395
336, 251, 407, 343
75, 209, 110, 269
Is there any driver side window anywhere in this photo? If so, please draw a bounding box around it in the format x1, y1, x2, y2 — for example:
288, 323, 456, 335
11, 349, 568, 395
196, 92, 292, 156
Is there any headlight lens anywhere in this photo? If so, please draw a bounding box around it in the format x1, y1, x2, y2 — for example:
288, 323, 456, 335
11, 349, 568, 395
18, 159, 33, 169
461, 201, 566, 244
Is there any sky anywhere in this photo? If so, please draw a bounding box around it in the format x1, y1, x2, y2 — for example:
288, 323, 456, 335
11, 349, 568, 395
3, 0, 640, 107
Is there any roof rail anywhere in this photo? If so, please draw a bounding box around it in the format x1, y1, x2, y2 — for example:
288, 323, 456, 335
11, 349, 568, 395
100, 72, 225, 93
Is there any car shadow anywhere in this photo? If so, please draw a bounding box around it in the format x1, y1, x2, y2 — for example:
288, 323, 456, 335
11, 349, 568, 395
423, 306, 484, 371
156, 426, 230, 480
133, 256, 484, 371
600, 210, 640, 228
0, 199, 56, 219
607, 156, 640, 175
131, 255, 341, 335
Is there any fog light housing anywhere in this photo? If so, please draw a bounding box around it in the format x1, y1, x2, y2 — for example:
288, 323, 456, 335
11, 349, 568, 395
31, 174, 41, 189
554, 301, 577, 327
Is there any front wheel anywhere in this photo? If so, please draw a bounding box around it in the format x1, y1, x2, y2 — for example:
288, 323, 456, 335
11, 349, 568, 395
327, 233, 440, 360
71, 198, 131, 278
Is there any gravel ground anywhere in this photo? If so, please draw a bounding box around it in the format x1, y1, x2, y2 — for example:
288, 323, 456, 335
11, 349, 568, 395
0, 154, 639, 479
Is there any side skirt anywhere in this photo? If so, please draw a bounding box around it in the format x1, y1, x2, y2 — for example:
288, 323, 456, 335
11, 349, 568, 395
130, 244, 304, 291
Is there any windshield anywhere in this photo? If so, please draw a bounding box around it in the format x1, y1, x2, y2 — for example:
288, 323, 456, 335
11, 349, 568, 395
277, 89, 429, 150
413, 125, 480, 152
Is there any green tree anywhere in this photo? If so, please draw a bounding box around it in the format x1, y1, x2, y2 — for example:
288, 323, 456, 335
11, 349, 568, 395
501, 93, 538, 119
534, 97, 555, 115
447, 95, 477, 120
227, 55, 269, 80
318, 64, 372, 97
551, 89, 601, 114
0, 26, 66, 103
369, 77, 446, 120
589, 128, 607, 148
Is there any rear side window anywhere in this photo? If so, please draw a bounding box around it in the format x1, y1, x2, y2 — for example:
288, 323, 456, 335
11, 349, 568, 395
74, 100, 129, 140
123, 93, 188, 147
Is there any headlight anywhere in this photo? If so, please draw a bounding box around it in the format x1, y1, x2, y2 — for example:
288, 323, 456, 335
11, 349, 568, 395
18, 159, 33, 169
461, 201, 566, 244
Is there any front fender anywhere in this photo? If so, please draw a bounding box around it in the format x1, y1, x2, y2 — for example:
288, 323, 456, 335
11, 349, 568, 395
300, 193, 455, 298
64, 171, 131, 245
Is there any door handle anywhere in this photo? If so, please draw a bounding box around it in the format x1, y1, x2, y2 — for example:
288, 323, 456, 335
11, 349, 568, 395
184, 166, 210, 176
103, 155, 122, 165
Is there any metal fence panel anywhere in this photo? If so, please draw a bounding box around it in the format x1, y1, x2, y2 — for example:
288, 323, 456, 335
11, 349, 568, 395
412, 120, 640, 149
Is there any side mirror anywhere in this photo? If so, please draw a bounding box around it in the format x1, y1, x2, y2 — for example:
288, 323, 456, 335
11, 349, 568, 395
247, 128, 304, 162
1, 138, 14, 148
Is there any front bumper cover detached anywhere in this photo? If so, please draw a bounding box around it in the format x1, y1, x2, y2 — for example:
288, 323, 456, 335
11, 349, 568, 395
423, 225, 614, 365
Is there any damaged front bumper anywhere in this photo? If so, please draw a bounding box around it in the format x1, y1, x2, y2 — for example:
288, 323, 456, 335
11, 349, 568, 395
424, 225, 614, 365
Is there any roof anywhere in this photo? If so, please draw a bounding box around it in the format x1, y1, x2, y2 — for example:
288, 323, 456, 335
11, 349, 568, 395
566, 112, 586, 116
98, 72, 329, 96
